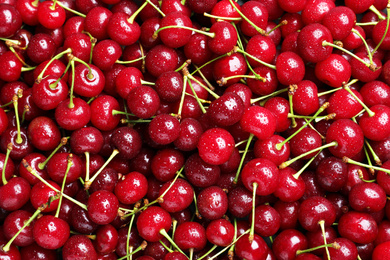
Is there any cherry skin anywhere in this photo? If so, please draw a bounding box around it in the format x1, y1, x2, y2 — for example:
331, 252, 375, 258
290, 128, 322, 159
127, 85, 160, 119
33, 215, 70, 250
184, 153, 221, 188
30, 180, 60, 213
70, 126, 104, 155
0, 241, 21, 260
239, 1, 268, 37
148, 114, 181, 145
247, 66, 278, 96
87, 190, 119, 225
0, 152, 15, 183
235, 233, 269, 260
273, 167, 305, 202
301, 0, 336, 25
327, 88, 363, 119
71, 63, 105, 98
115, 171, 148, 205
46, 152, 83, 184
322, 6, 356, 40
26, 33, 57, 64
155, 71, 183, 103
158, 178, 193, 213
27, 116, 61, 151
213, 53, 248, 86
197, 127, 235, 166
55, 98, 91, 131
350, 52, 382, 83
111, 126, 142, 160
136, 206, 172, 242
272, 229, 308, 260
32, 75, 69, 111
360, 80, 390, 107
315, 156, 348, 192
174, 221, 207, 252
359, 105, 390, 141
173, 118, 203, 152
251, 204, 281, 237
18, 153, 47, 185
0, 51, 23, 82
70, 203, 99, 234
62, 235, 98, 260
325, 119, 364, 158
276, 51, 305, 86
315, 54, 352, 88
184, 33, 212, 66
197, 186, 228, 220
3, 210, 35, 247
241, 158, 279, 196
0, 107, 8, 136
206, 218, 234, 247
84, 6, 112, 40
107, 12, 140, 46
0, 4, 22, 38
145, 44, 178, 78
92, 39, 122, 71
338, 211, 378, 244
349, 183, 387, 213
240, 106, 276, 140
158, 11, 193, 48
264, 97, 291, 132
20, 243, 57, 260
37, 1, 65, 29
90, 95, 121, 131
246, 35, 276, 66
0, 176, 30, 211
94, 224, 118, 255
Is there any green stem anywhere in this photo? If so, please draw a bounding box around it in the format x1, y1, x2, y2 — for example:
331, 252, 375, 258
208, 230, 250, 260
249, 182, 258, 242
319, 220, 331, 260
235, 48, 276, 70
191, 54, 228, 76
186, 72, 219, 99
145, 0, 165, 17
356, 22, 379, 26
250, 88, 288, 104
187, 78, 207, 114
84, 152, 90, 182
126, 213, 136, 258
203, 12, 242, 21
276, 102, 329, 150
128, 1, 150, 24
227, 0, 265, 35
159, 229, 189, 259
116, 55, 145, 65
56, 1, 86, 17
177, 75, 188, 119
197, 245, 217, 260
266, 20, 288, 35
322, 41, 372, 68
352, 28, 373, 65
372, 6, 390, 62
36, 48, 72, 82
234, 133, 254, 184
85, 149, 120, 190
343, 156, 390, 175
1, 143, 12, 186
22, 159, 88, 210
154, 25, 215, 39
68, 60, 75, 109
38, 137, 69, 170
317, 87, 342, 97
55, 154, 73, 218
292, 150, 322, 180
344, 85, 375, 117
365, 140, 382, 165
12, 96, 22, 144
369, 5, 386, 20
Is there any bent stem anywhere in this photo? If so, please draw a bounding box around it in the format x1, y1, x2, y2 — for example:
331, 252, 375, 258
343, 84, 375, 117
1, 143, 12, 186
38, 137, 69, 170
343, 156, 390, 175
159, 229, 189, 258
372, 5, 390, 55
36, 48, 72, 82
319, 220, 331, 260
227, 0, 266, 35
153, 25, 215, 39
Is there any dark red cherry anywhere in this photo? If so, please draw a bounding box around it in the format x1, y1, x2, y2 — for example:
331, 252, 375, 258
338, 211, 378, 244
107, 12, 140, 46
70, 126, 104, 155
0, 240, 21, 260
0, 51, 24, 82
27, 116, 61, 151
213, 53, 248, 86
151, 148, 184, 182
87, 190, 119, 225
174, 118, 203, 152
127, 85, 160, 119
197, 186, 228, 220
0, 127, 34, 161
3, 210, 35, 247
174, 221, 207, 251
62, 235, 98, 260
349, 183, 387, 213
37, 1, 65, 29
315, 156, 348, 192
26, 33, 56, 64
251, 204, 281, 237
184, 153, 220, 188
322, 6, 356, 40
327, 88, 363, 119
274, 167, 305, 202
0, 4, 22, 38
184, 32, 212, 65
272, 229, 308, 260
94, 224, 118, 255
235, 233, 269, 260
145, 45, 178, 78
92, 39, 122, 71
315, 54, 352, 88
246, 35, 276, 66
110, 126, 142, 160
30, 180, 59, 212
301, 0, 335, 25
206, 218, 234, 247
207, 92, 245, 127
148, 114, 180, 145
32, 75, 68, 111
360, 80, 390, 107
158, 11, 192, 48
46, 153, 83, 184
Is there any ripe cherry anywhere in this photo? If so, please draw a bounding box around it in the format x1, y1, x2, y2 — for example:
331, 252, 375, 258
358, 105, 390, 141
338, 211, 378, 244
62, 235, 98, 260
174, 221, 207, 252
136, 206, 172, 242
235, 233, 269, 260
115, 171, 148, 205
33, 215, 70, 250
184, 153, 220, 188
197, 186, 228, 220
158, 178, 193, 213
0, 4, 22, 38
240, 106, 276, 140
27, 116, 61, 151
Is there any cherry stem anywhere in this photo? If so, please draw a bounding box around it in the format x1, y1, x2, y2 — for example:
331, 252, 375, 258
112, 110, 136, 117
187, 78, 207, 114
55, 0, 86, 17
359, 169, 376, 182
159, 229, 189, 259
158, 167, 184, 204
317, 86, 342, 97
1, 143, 12, 186
372, 4, 390, 57
0, 38, 19, 45
193, 65, 215, 91
159, 239, 173, 253
141, 79, 155, 85
356, 22, 379, 26
12, 95, 22, 144
319, 220, 331, 260
128, 1, 149, 24
193, 191, 200, 220
266, 20, 288, 36
208, 229, 250, 260
119, 241, 148, 260
352, 28, 374, 64
365, 140, 382, 165
55, 154, 73, 218
72, 56, 93, 79
38, 137, 68, 170
296, 242, 339, 256
234, 133, 254, 184
84, 152, 90, 182
175, 59, 192, 73
68, 60, 75, 109
343, 84, 375, 117
22, 105, 29, 124
22, 159, 88, 210
186, 69, 220, 99
292, 150, 322, 180
369, 5, 386, 20
304, 118, 325, 139
276, 101, 329, 150
288, 85, 298, 128
197, 245, 218, 260
227, 0, 266, 35
2, 206, 44, 252
203, 12, 242, 21
279, 141, 338, 169
191, 53, 228, 76
250, 88, 288, 104
217, 74, 265, 86
235, 48, 276, 70
126, 213, 136, 258
82, 31, 96, 64
322, 41, 374, 70
363, 145, 376, 175
36, 48, 72, 83
343, 156, 390, 175
249, 182, 258, 243
176, 75, 188, 120
116, 55, 145, 65
145, 0, 165, 17
84, 149, 120, 190
154, 25, 215, 40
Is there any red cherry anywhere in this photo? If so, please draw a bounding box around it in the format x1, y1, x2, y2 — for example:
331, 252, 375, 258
115, 171, 148, 205
272, 229, 308, 260
136, 206, 172, 242
235, 233, 269, 260
358, 105, 390, 141
208, 20, 238, 55
315, 54, 352, 88
158, 11, 193, 48
158, 178, 193, 213
239, 1, 268, 37
37, 1, 66, 29
87, 190, 119, 225
27, 116, 61, 151
0, 4, 22, 38
276, 51, 305, 86
62, 235, 98, 260
338, 211, 378, 244
33, 215, 70, 250
174, 221, 207, 252
240, 106, 276, 140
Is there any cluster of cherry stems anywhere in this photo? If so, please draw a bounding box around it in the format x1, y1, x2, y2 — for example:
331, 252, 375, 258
1, 0, 390, 259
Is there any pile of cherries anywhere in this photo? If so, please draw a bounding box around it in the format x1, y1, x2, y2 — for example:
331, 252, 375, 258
2, 0, 390, 259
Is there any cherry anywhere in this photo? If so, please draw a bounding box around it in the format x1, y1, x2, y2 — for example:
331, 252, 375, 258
106, 11, 141, 46
316, 156, 348, 192
0, 152, 15, 183
240, 106, 276, 140
338, 211, 378, 244
322, 6, 356, 40
30, 180, 60, 212
359, 104, 390, 141
93, 224, 118, 255
54, 97, 91, 131
18, 153, 48, 185
26, 33, 57, 64
184, 153, 220, 188
325, 119, 364, 158
301, 0, 336, 25
327, 88, 363, 119
0, 4, 22, 38
0, 176, 30, 211
90, 95, 121, 131
3, 210, 35, 247
145, 44, 178, 78
227, 186, 258, 218
148, 114, 180, 145
272, 229, 308, 260
151, 149, 184, 182
136, 206, 172, 242
250, 204, 281, 237
349, 182, 387, 213
70, 203, 99, 234
239, 1, 268, 37
63, 16, 85, 37
273, 167, 305, 202
84, 6, 111, 40
115, 226, 143, 258
110, 126, 142, 160
33, 215, 70, 250
63, 33, 92, 63
71, 63, 105, 98
115, 171, 147, 205
213, 53, 248, 86
0, 240, 21, 260
277, 0, 306, 13
20, 243, 57, 260
197, 127, 235, 166
158, 11, 193, 49
27, 116, 61, 151
246, 35, 276, 66
241, 158, 279, 196
37, 1, 66, 29
158, 178, 193, 213
32, 75, 69, 111
235, 233, 269, 260
62, 235, 98, 260
92, 39, 122, 71
127, 85, 160, 118
155, 71, 183, 103
315, 54, 352, 88
297, 23, 333, 63
197, 186, 228, 220
206, 92, 245, 127
360, 80, 390, 107
70, 126, 104, 155
0, 51, 24, 82
264, 97, 291, 132
46, 153, 83, 184
174, 221, 207, 252
34, 59, 69, 83
306, 226, 337, 256
87, 190, 119, 225
205, 218, 234, 249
